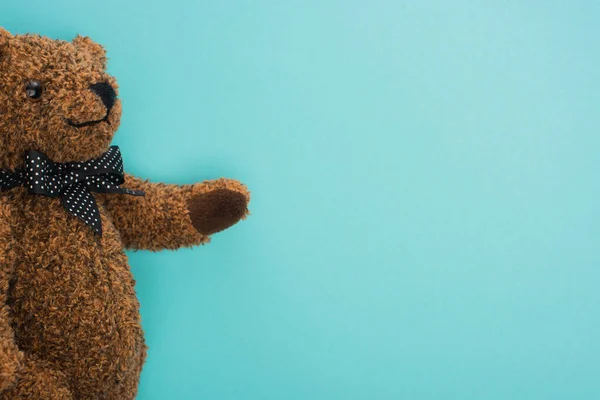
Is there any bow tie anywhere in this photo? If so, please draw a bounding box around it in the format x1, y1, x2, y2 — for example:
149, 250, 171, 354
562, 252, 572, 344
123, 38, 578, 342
0, 146, 144, 236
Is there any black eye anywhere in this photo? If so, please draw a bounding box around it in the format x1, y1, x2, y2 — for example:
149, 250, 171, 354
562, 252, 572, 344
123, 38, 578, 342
25, 81, 43, 99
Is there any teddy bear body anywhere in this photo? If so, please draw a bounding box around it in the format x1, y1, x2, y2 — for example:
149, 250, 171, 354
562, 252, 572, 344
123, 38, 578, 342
3, 188, 146, 399
0, 29, 249, 399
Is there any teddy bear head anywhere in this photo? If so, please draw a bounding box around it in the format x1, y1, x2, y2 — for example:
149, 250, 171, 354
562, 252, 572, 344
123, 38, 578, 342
0, 28, 121, 170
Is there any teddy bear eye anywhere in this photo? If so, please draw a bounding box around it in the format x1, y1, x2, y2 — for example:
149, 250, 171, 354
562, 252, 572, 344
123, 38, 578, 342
25, 80, 43, 99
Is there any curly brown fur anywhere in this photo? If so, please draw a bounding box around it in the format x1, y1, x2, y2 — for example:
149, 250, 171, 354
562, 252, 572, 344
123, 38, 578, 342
0, 28, 249, 399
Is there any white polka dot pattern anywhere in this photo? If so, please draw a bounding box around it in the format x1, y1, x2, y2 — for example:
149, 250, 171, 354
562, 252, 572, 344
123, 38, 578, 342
0, 146, 144, 236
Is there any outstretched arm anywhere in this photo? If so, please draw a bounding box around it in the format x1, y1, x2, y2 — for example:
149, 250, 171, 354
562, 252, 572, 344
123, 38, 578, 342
97, 174, 250, 251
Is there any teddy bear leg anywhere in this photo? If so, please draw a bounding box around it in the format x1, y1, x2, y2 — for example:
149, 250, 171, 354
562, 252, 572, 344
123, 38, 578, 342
0, 357, 72, 400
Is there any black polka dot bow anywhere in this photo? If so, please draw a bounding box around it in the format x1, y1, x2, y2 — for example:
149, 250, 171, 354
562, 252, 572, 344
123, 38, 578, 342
0, 146, 144, 236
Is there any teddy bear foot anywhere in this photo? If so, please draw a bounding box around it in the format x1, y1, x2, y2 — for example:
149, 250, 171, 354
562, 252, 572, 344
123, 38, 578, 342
188, 189, 248, 235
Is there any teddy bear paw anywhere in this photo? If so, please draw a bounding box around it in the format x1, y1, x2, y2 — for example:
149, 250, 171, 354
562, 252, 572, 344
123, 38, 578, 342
188, 189, 248, 235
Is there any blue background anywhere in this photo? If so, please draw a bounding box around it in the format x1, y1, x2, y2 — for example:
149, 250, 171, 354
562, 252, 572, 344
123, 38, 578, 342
3, 1, 600, 399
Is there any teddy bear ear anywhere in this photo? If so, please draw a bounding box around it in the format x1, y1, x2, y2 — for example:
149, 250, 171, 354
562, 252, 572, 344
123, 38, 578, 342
0, 27, 11, 57
73, 35, 107, 69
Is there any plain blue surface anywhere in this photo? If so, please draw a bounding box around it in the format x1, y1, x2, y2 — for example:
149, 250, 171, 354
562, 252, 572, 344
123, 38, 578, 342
3, 1, 600, 399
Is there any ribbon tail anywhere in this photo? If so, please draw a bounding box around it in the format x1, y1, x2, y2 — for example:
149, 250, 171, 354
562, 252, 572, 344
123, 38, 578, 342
60, 183, 103, 236
111, 187, 145, 196
0, 169, 24, 192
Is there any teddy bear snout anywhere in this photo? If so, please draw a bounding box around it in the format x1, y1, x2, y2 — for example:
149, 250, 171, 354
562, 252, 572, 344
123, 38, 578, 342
66, 83, 118, 128
90, 82, 117, 112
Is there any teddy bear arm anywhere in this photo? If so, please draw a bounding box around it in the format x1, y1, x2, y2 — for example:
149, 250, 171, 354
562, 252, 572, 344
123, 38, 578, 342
0, 201, 23, 393
97, 174, 249, 250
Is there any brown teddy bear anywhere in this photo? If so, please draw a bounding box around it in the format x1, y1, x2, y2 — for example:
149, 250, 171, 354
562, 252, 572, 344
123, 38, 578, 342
0, 28, 250, 399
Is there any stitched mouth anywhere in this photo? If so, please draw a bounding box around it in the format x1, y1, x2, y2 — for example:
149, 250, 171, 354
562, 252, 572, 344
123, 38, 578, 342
67, 113, 111, 128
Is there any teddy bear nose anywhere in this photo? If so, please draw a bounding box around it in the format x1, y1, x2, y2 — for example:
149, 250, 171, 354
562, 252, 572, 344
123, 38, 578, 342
89, 82, 117, 111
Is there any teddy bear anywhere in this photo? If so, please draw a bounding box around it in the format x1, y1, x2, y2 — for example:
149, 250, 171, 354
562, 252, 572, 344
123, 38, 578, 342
0, 28, 250, 399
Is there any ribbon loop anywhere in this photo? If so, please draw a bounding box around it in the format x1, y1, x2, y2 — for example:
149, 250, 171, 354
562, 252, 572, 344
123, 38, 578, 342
0, 146, 144, 236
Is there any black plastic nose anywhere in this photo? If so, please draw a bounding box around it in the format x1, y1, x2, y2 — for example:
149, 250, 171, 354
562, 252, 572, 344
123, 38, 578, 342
90, 82, 117, 111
